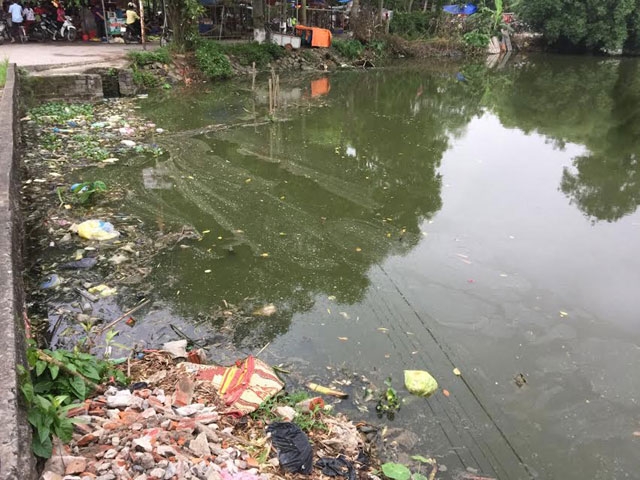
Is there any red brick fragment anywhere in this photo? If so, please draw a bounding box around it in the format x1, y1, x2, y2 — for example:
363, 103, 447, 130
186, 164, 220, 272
77, 433, 98, 447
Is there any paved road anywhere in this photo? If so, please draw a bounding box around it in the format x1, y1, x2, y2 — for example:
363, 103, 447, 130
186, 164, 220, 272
0, 42, 146, 68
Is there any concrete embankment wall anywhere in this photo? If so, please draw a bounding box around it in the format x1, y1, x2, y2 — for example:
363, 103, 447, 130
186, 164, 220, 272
0, 64, 37, 479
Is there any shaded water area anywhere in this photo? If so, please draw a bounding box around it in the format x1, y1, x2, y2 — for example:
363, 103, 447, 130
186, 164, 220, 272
91, 55, 640, 478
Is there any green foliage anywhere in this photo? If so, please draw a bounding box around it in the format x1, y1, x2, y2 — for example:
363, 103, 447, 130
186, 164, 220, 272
21, 346, 127, 458
67, 181, 108, 205
166, 0, 205, 51
127, 47, 172, 67
465, 1, 508, 37
368, 39, 388, 57
390, 12, 436, 39
381, 458, 436, 480
517, 0, 640, 51
376, 377, 401, 419
332, 39, 365, 59
250, 391, 328, 432
69, 133, 110, 161
41, 132, 63, 152
463, 30, 491, 48
195, 42, 233, 80
222, 42, 284, 67
0, 57, 8, 88
132, 68, 163, 89
30, 102, 94, 124
381, 463, 412, 480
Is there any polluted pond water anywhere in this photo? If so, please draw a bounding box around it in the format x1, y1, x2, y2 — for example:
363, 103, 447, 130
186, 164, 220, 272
22, 54, 640, 479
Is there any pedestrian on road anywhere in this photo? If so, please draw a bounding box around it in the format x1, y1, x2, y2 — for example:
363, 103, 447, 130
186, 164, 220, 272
22, 1, 34, 32
91, 1, 105, 39
8, 0, 23, 43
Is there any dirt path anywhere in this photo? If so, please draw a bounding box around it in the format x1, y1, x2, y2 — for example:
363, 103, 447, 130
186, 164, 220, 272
0, 42, 145, 71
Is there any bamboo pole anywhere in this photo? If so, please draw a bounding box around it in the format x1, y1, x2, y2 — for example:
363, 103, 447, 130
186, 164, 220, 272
138, 0, 146, 49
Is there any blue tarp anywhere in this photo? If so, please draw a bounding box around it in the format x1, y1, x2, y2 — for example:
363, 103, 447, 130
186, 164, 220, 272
442, 3, 477, 15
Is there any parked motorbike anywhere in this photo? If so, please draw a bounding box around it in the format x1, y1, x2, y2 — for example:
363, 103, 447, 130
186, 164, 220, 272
27, 21, 48, 42
58, 15, 77, 41
0, 18, 11, 44
39, 14, 60, 40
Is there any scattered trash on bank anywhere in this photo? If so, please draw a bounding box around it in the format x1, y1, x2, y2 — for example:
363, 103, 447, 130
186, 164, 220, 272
266, 422, 314, 474
37, 347, 381, 480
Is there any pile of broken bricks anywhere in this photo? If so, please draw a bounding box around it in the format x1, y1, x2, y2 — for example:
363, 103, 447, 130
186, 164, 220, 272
41, 383, 270, 480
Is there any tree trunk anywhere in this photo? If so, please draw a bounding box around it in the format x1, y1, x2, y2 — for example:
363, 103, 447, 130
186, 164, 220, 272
407, 0, 414, 12
351, 0, 359, 25
253, 0, 265, 42
301, 0, 307, 25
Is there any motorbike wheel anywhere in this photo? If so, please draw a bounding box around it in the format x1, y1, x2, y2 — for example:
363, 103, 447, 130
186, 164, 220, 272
66, 28, 76, 41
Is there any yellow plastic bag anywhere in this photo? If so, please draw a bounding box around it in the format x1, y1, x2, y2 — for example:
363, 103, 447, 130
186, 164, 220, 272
404, 370, 438, 398
77, 220, 120, 241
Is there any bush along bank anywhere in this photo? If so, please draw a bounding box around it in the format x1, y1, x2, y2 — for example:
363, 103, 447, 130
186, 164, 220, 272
128, 40, 395, 88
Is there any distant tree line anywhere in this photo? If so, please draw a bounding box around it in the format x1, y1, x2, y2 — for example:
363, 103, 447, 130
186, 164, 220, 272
518, 0, 640, 53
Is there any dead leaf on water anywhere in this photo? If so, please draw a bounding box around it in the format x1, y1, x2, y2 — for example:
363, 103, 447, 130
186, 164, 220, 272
355, 247, 362, 252
260, 253, 269, 258
202, 230, 211, 234
559, 311, 569, 317
338, 337, 348, 341
453, 368, 461, 376
327, 308, 331, 314
327, 295, 336, 301
377, 327, 389, 333
204, 269, 212, 273
442, 389, 450, 397
245, 178, 252, 183
339, 312, 350, 320
633, 431, 640, 437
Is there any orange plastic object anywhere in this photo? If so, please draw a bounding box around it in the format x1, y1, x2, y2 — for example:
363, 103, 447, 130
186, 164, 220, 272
295, 25, 332, 48
311, 77, 330, 97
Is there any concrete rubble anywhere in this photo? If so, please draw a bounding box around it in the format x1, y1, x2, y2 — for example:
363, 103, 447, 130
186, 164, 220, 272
41, 385, 269, 480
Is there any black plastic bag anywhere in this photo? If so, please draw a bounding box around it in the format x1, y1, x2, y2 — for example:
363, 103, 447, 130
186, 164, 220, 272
266, 422, 314, 475
316, 455, 356, 480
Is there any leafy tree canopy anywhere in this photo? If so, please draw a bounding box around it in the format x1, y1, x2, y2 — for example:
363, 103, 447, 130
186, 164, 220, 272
518, 0, 640, 52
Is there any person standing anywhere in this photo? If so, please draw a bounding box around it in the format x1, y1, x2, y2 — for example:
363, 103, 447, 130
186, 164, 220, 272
22, 2, 34, 33
91, 1, 105, 39
8, 0, 23, 42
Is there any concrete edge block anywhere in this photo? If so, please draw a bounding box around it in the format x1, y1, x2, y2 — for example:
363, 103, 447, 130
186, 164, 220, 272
0, 64, 38, 480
